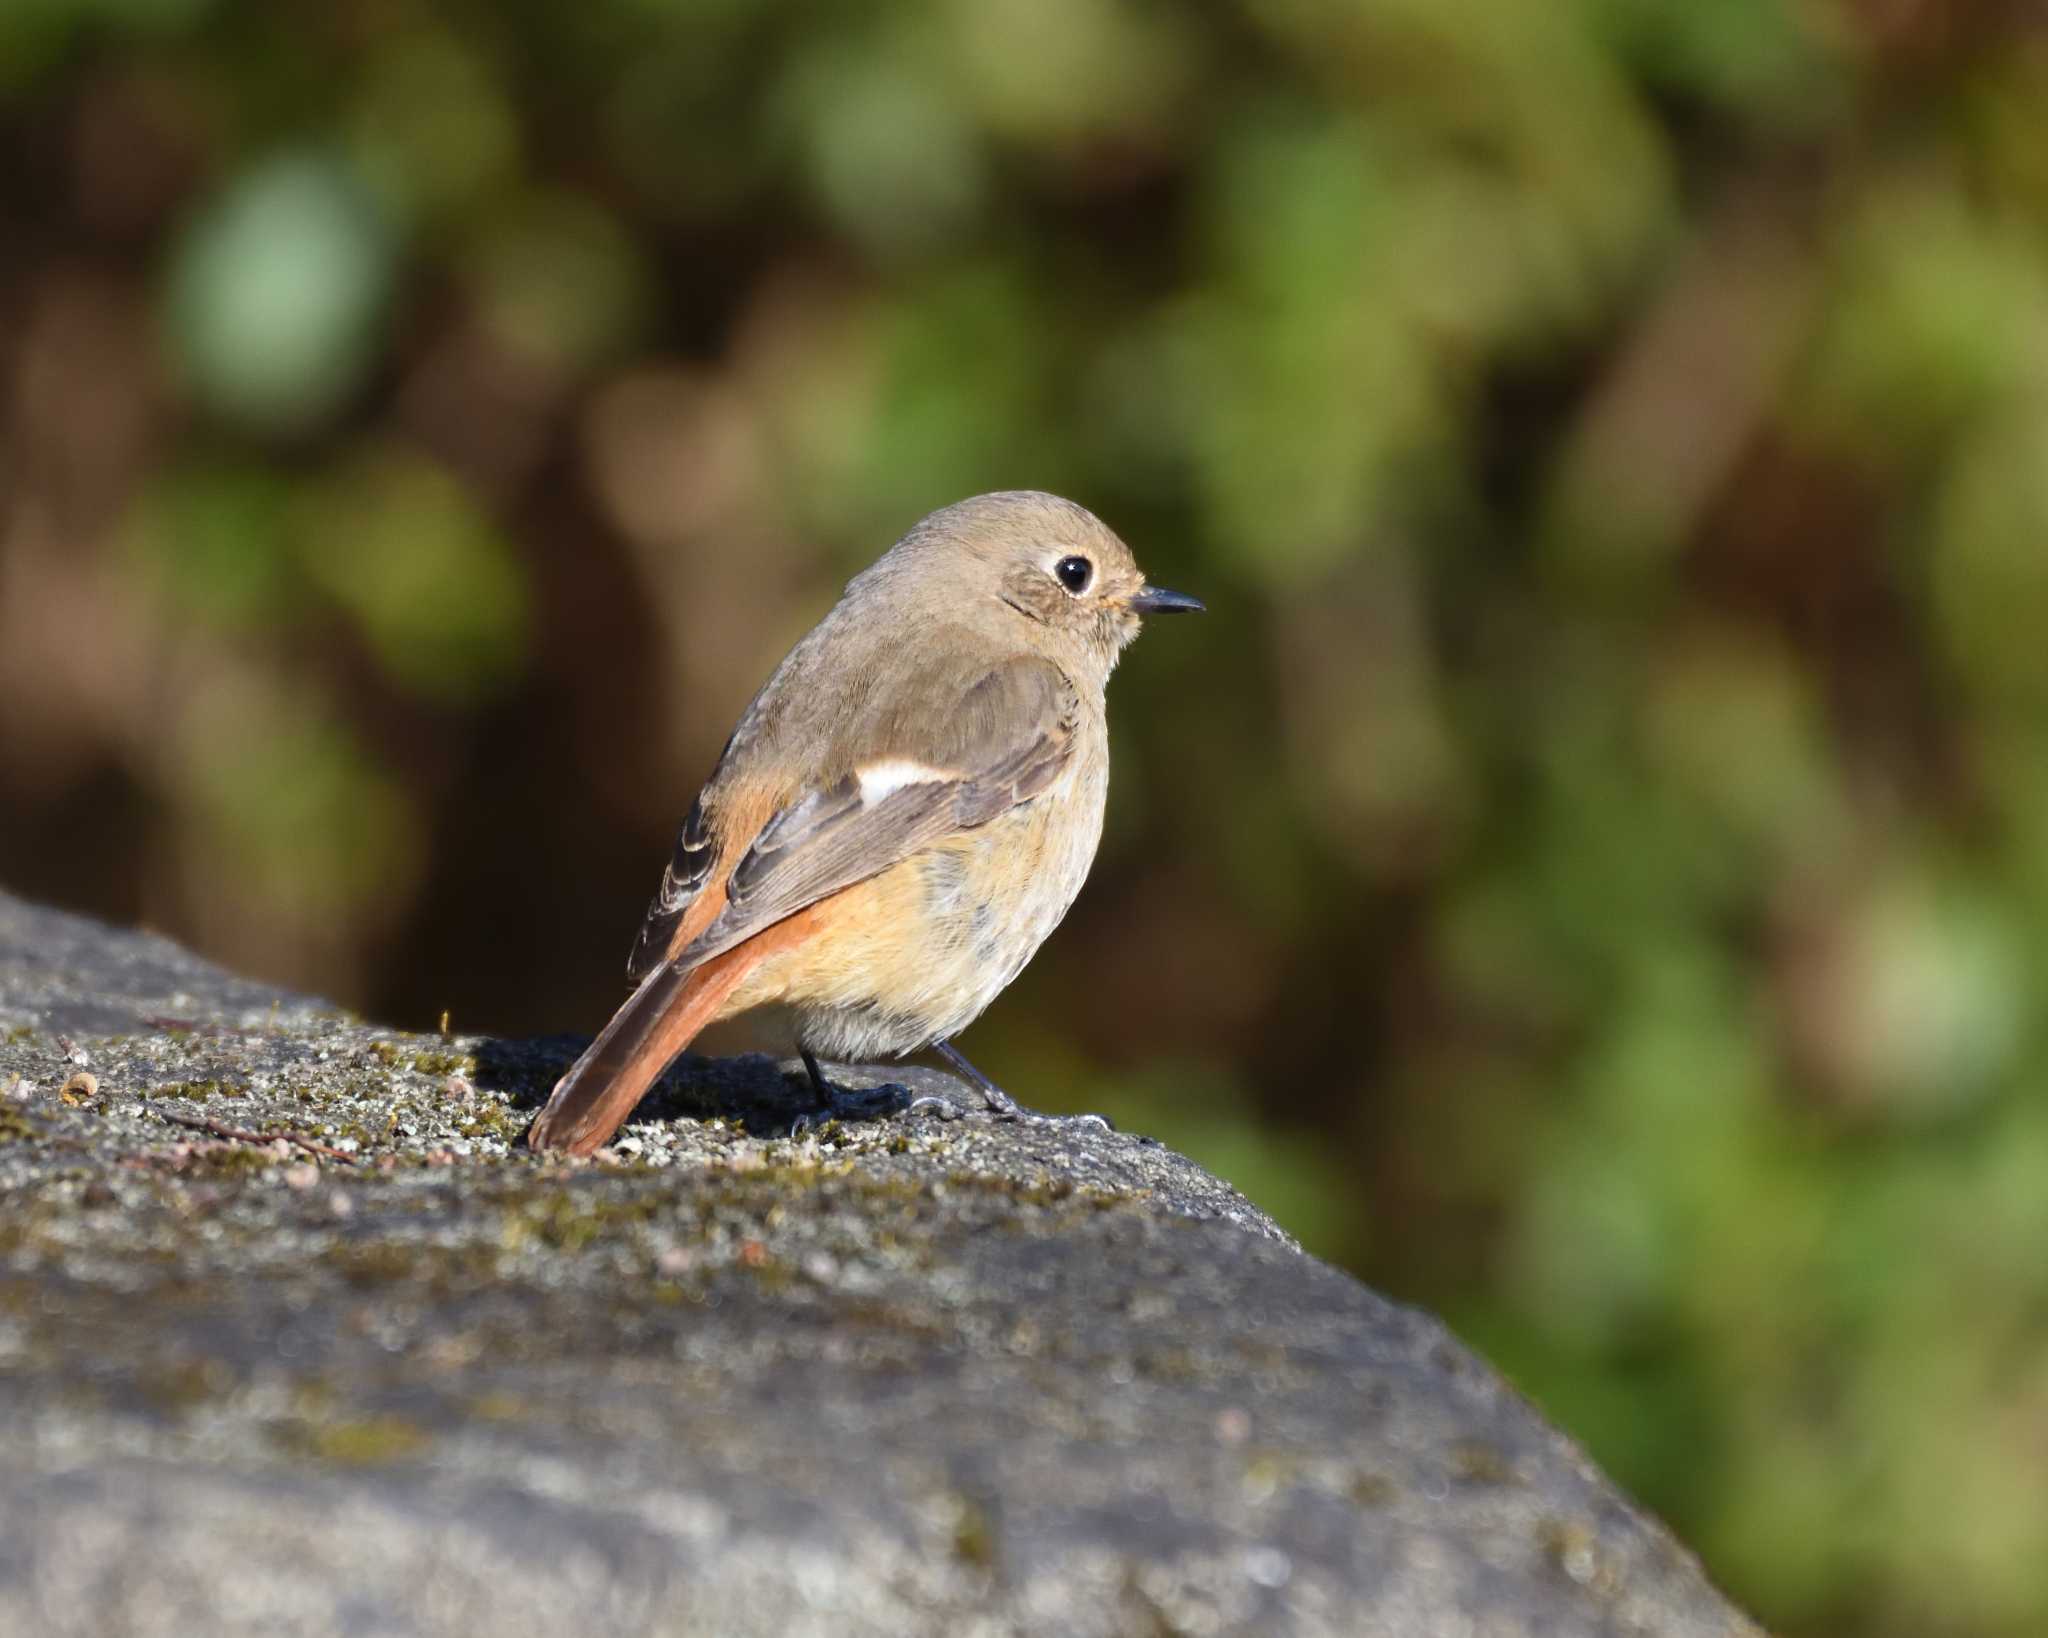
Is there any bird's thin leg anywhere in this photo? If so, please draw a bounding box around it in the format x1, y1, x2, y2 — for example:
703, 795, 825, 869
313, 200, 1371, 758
931, 1039, 1113, 1133
799, 1047, 833, 1104
794, 1045, 966, 1129
791, 1047, 841, 1136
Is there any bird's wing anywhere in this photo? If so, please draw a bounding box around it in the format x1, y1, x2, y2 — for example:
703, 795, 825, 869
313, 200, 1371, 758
625, 787, 718, 985
670, 652, 1082, 972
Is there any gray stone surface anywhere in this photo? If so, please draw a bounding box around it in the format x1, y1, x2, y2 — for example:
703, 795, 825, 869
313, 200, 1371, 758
0, 890, 1760, 1637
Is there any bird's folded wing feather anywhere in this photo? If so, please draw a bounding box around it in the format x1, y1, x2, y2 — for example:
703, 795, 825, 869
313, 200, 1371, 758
625, 788, 717, 984
667, 652, 1081, 972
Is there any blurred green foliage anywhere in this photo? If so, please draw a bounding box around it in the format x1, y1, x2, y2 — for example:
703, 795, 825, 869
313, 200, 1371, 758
4, 3, 2048, 1632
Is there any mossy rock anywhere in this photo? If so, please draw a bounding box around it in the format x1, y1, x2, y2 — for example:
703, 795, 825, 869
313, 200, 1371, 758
0, 891, 1759, 1638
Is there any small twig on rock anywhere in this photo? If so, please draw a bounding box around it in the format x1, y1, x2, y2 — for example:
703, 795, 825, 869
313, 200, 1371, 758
146, 1104, 359, 1165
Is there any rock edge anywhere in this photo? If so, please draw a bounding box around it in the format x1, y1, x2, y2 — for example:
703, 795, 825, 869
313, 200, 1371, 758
0, 892, 1759, 1638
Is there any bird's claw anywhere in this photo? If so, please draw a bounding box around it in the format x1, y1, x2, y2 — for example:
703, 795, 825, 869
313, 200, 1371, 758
977, 1084, 1114, 1132
907, 1083, 1112, 1131
794, 1050, 1118, 1135
1000, 1109, 1114, 1133
791, 1073, 921, 1131
925, 1040, 1116, 1133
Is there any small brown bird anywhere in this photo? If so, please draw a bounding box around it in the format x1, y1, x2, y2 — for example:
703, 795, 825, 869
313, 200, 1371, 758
525, 491, 1202, 1156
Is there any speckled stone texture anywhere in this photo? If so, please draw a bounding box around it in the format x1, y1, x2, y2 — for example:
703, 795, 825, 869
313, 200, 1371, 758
0, 891, 1760, 1638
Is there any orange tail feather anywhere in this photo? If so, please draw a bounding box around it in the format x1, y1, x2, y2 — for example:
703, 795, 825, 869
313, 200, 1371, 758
525, 903, 829, 1157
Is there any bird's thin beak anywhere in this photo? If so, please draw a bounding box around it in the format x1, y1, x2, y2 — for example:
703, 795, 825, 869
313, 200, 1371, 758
1128, 584, 1205, 616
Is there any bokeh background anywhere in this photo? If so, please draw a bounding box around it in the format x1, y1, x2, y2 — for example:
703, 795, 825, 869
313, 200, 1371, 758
5, 1, 2048, 1630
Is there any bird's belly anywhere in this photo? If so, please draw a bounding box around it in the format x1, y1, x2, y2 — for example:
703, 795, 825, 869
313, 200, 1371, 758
726, 770, 1106, 1061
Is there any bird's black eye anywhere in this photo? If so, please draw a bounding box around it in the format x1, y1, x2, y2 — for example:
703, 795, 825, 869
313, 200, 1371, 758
1054, 555, 1093, 594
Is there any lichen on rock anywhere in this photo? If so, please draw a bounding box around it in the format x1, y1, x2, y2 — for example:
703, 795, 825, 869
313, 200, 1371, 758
0, 891, 1759, 1638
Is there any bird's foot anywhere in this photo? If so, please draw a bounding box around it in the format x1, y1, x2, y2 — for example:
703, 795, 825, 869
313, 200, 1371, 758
790, 1047, 959, 1133
974, 1081, 1114, 1132
904, 1089, 971, 1122
787, 1076, 920, 1137
930, 1040, 1115, 1133
791, 1046, 1120, 1134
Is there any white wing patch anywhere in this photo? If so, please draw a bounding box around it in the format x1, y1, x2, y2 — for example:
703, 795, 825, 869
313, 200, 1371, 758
856, 759, 952, 802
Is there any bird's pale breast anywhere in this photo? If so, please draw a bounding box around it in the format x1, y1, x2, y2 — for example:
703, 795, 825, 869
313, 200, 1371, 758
719, 727, 1109, 1060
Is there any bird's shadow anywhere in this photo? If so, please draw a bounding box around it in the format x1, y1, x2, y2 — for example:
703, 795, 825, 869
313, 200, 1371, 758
473, 1036, 970, 1139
